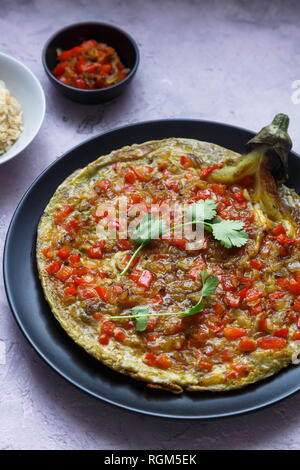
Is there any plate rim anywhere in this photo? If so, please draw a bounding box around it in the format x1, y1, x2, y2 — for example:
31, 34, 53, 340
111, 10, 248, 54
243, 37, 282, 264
3, 117, 300, 419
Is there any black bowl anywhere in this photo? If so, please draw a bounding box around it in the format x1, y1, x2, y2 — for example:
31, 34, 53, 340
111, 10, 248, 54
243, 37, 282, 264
42, 22, 139, 104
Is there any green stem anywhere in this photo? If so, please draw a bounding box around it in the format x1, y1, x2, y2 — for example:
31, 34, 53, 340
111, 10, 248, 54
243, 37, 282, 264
120, 241, 147, 276
120, 220, 213, 276
109, 311, 183, 320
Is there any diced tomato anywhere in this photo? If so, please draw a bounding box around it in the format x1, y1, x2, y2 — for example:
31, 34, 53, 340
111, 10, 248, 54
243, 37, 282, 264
170, 238, 186, 250
257, 336, 286, 350
75, 56, 86, 73
87, 247, 103, 259
113, 284, 123, 295
245, 288, 263, 303
165, 180, 179, 193
194, 189, 212, 201
94, 179, 111, 191
233, 191, 246, 204
124, 254, 139, 268
58, 246, 70, 260
98, 271, 108, 280
72, 276, 84, 287
197, 360, 213, 371
64, 285, 77, 296
224, 292, 241, 308
146, 316, 158, 331
143, 353, 156, 367
46, 261, 62, 275
231, 362, 250, 377
239, 337, 256, 352
117, 239, 131, 251
82, 288, 97, 299
124, 170, 136, 184
75, 78, 86, 89
52, 63, 66, 77
57, 46, 82, 61
54, 204, 74, 224
69, 253, 81, 265
277, 277, 289, 289
188, 256, 206, 280
269, 292, 285, 301
136, 270, 154, 290
249, 303, 263, 316
101, 321, 115, 336
289, 279, 300, 295
271, 224, 286, 236
98, 334, 109, 345
250, 259, 263, 270
158, 161, 168, 171
102, 64, 112, 74
151, 294, 164, 305
292, 300, 300, 312
65, 219, 80, 232
210, 184, 226, 195
56, 266, 73, 281
147, 333, 161, 343
130, 193, 142, 204
155, 355, 172, 369
223, 327, 247, 340
240, 278, 253, 287
276, 234, 295, 246
258, 317, 268, 331
72, 266, 88, 276
221, 349, 234, 362
93, 312, 103, 320
180, 156, 193, 168
293, 331, 300, 341
42, 247, 54, 259
274, 328, 289, 339
223, 278, 237, 292
239, 287, 249, 300
114, 329, 126, 342
85, 63, 101, 73
95, 286, 109, 302
201, 162, 224, 178
214, 303, 225, 315
129, 165, 153, 182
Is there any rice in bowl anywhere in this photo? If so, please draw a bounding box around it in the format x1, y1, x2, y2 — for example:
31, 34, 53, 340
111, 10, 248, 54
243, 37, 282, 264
0, 80, 23, 155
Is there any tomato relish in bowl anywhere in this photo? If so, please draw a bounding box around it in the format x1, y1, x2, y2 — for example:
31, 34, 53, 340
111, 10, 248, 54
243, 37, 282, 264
52, 39, 130, 90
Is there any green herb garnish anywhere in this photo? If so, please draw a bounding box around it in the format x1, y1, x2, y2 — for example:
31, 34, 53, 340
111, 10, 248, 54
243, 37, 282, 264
120, 214, 167, 276
121, 199, 248, 275
109, 270, 219, 331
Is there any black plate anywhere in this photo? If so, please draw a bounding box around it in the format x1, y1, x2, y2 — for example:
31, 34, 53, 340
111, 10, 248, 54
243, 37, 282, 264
4, 119, 300, 419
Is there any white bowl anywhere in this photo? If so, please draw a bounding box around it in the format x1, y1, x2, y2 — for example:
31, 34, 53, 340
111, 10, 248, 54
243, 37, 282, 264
0, 53, 45, 165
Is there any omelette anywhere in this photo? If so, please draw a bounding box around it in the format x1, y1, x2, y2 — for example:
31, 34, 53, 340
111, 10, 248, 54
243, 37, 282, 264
37, 114, 300, 393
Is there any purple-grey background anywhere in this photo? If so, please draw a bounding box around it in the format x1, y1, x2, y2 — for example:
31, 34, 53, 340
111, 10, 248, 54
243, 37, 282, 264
1, 0, 300, 450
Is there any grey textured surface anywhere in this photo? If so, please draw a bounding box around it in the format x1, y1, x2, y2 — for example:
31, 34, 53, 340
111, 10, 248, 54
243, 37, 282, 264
1, 0, 300, 450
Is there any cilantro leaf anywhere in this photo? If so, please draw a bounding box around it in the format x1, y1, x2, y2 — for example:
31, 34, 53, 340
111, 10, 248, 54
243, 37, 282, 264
181, 271, 218, 317
188, 199, 217, 223
210, 219, 249, 248
133, 214, 167, 244
200, 270, 208, 284
131, 306, 149, 331
201, 275, 219, 298
181, 299, 205, 317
